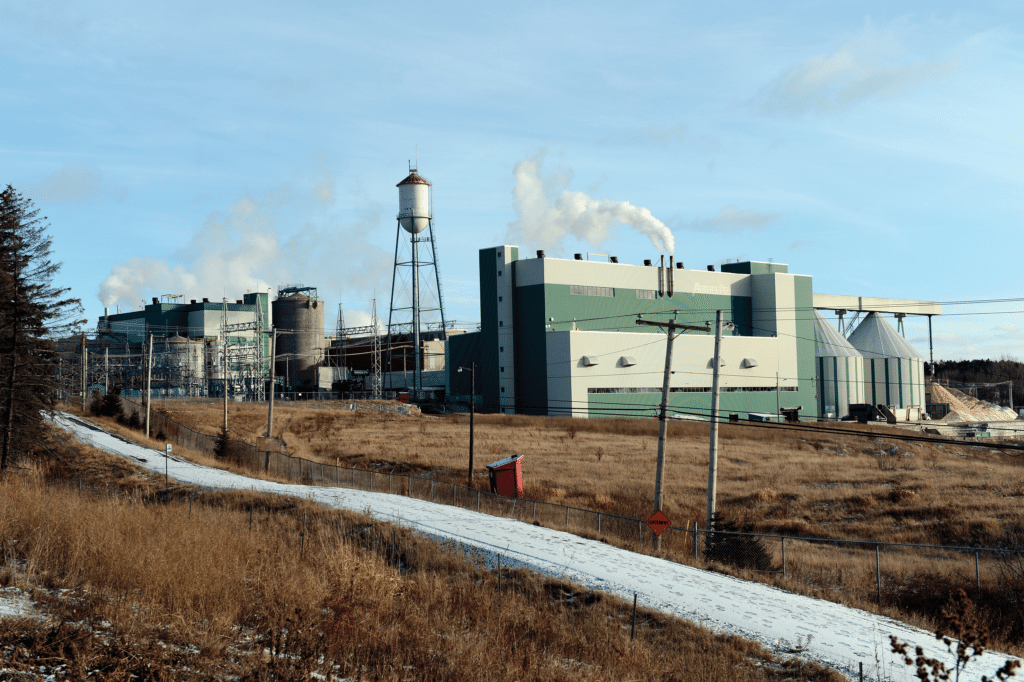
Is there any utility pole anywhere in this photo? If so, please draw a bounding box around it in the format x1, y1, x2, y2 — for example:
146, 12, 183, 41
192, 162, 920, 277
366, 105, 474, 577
707, 310, 725, 532
104, 348, 108, 395
266, 328, 276, 437
636, 315, 709, 551
145, 334, 153, 438
80, 333, 87, 411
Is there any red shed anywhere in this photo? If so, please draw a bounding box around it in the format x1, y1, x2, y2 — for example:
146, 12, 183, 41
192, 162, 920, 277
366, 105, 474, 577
486, 454, 524, 498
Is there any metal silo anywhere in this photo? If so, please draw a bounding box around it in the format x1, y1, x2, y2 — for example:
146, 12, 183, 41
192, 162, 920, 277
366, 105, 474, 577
847, 312, 925, 408
273, 288, 325, 390
813, 310, 864, 419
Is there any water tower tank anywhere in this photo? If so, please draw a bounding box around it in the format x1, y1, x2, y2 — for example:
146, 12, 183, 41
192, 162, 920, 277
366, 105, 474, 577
397, 171, 431, 234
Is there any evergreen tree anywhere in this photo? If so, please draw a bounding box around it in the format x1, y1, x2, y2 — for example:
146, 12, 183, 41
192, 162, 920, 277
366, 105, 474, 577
0, 186, 83, 472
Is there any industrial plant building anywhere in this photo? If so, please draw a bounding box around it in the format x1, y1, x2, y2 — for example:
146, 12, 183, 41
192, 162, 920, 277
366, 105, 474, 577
446, 246, 939, 421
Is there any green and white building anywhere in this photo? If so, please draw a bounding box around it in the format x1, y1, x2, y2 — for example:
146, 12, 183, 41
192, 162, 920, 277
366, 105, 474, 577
448, 246, 819, 419
446, 245, 938, 420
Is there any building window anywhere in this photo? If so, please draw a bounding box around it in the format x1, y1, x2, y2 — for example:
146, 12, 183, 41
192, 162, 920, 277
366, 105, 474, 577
636, 289, 656, 300
570, 285, 614, 297
498, 271, 502, 276
500, 367, 504, 372
499, 346, 503, 352
501, 386, 506, 393
499, 321, 503, 327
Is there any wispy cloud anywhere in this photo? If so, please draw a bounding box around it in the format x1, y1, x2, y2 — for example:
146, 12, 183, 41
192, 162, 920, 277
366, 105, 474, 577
680, 205, 779, 233
789, 239, 814, 250
754, 27, 953, 116
29, 163, 103, 203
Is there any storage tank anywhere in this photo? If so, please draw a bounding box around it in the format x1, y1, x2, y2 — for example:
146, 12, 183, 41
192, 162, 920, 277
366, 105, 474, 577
813, 311, 864, 419
272, 292, 324, 389
847, 312, 925, 408
397, 171, 431, 234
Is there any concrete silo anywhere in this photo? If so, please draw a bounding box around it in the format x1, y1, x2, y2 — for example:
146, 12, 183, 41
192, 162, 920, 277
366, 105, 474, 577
847, 312, 925, 409
273, 288, 325, 390
813, 310, 864, 419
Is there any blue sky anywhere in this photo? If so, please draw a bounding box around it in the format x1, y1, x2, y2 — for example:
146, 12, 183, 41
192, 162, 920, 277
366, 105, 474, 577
4, 1, 1023, 360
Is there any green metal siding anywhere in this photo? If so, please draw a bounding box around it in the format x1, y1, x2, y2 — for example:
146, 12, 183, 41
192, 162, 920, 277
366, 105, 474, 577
479, 248, 500, 411
512, 283, 549, 415
792, 275, 818, 419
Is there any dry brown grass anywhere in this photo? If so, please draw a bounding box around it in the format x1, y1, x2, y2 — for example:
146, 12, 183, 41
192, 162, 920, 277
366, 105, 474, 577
87, 398, 1024, 653
144, 399, 1024, 549
0, 439, 841, 681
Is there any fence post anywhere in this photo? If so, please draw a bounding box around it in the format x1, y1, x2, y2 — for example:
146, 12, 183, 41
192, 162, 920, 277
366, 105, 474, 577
875, 545, 881, 605
598, 512, 602, 534
694, 523, 699, 561
249, 505, 253, 533
497, 554, 502, 618
477, 489, 481, 511
352, 467, 355, 487
512, 498, 516, 517
533, 501, 536, 523
565, 506, 569, 527
369, 472, 373, 492
975, 551, 981, 590
430, 479, 434, 502
781, 537, 786, 578
630, 593, 637, 641
453, 482, 456, 506
300, 512, 306, 558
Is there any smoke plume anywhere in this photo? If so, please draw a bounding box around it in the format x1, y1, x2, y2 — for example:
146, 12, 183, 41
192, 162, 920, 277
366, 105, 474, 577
98, 182, 391, 319
508, 155, 675, 255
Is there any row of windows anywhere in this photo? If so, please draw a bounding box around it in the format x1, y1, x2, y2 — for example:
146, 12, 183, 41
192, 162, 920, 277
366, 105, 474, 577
588, 386, 799, 394
569, 285, 614, 297
635, 289, 657, 300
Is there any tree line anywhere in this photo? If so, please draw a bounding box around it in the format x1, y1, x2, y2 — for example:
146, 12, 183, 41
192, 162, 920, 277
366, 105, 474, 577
0, 186, 83, 473
932, 359, 1024, 408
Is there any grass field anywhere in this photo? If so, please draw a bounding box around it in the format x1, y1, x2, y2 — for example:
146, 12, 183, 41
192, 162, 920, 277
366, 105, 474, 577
80, 397, 1024, 653
0, 430, 843, 681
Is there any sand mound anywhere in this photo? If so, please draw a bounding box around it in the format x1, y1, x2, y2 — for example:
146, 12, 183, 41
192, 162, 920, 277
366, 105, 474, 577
931, 383, 1018, 422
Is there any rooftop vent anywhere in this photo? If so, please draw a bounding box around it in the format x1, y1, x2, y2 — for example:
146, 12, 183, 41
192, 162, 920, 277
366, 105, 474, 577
202, 298, 209, 303
236, 300, 243, 305
582, 356, 600, 367
707, 265, 715, 272
676, 262, 684, 269
537, 250, 546, 258
574, 253, 583, 260
190, 299, 197, 304
620, 356, 637, 367
742, 358, 759, 368
610, 256, 619, 263
151, 297, 159, 305
644, 259, 653, 266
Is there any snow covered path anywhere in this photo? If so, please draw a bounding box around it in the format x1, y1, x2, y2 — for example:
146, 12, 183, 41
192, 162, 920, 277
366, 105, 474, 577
50, 412, 1019, 681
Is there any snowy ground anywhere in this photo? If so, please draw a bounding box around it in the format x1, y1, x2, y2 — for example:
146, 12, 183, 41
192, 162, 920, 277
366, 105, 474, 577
47, 412, 1022, 681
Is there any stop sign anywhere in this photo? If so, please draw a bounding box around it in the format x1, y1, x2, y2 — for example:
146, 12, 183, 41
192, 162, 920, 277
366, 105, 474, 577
647, 510, 671, 536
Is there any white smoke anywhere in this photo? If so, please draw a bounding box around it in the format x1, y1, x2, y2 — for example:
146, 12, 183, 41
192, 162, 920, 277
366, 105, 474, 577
98, 182, 391, 319
508, 155, 675, 255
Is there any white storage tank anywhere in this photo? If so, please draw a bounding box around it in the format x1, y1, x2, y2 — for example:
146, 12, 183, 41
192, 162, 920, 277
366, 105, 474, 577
813, 311, 865, 419
397, 171, 431, 234
847, 312, 925, 409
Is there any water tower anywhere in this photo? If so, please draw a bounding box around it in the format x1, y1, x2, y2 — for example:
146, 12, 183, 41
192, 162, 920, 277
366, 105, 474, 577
386, 166, 448, 393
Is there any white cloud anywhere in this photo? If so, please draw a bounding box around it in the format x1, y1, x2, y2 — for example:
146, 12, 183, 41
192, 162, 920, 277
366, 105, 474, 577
755, 27, 953, 115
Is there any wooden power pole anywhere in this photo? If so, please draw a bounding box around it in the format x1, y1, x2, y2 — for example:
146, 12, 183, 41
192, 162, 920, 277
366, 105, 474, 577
706, 310, 725, 533
145, 334, 153, 438
266, 328, 276, 438
636, 315, 709, 551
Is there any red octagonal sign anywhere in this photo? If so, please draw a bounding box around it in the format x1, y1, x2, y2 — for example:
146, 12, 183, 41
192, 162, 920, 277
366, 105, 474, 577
647, 510, 672, 536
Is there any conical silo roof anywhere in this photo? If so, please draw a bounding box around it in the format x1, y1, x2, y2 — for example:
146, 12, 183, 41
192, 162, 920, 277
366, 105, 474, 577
847, 312, 923, 359
813, 310, 862, 358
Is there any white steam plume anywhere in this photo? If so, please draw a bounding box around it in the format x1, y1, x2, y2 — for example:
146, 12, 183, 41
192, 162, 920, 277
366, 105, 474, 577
508, 155, 674, 255
98, 184, 391, 318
